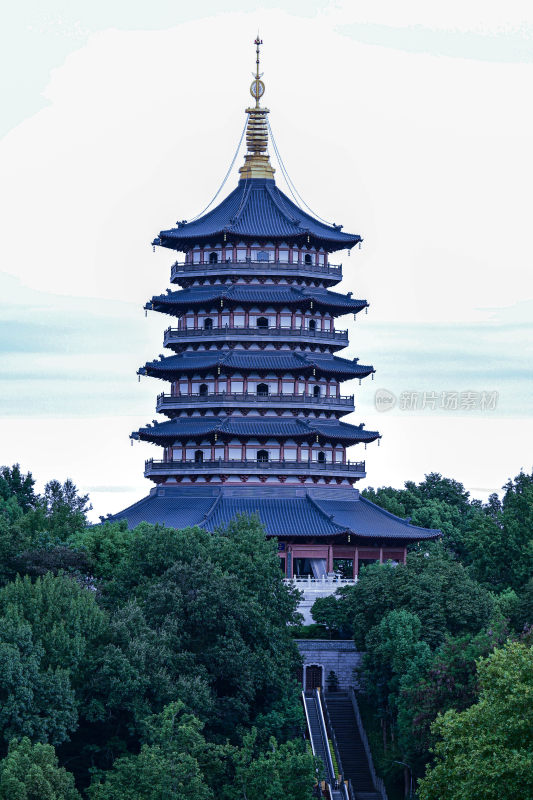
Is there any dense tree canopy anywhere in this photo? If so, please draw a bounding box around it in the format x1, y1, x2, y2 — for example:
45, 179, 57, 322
0, 464, 531, 799
312, 471, 533, 797
0, 737, 81, 800
312, 543, 495, 648
418, 642, 533, 800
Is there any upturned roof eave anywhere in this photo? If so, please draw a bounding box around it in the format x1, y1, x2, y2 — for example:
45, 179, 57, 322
132, 424, 380, 446
146, 294, 368, 315
139, 359, 374, 380
152, 178, 362, 253
156, 230, 362, 251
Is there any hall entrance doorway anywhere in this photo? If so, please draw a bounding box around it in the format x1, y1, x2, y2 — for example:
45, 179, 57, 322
305, 664, 323, 691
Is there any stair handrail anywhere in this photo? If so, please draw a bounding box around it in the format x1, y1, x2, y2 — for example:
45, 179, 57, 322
301, 691, 335, 798
301, 691, 318, 759
314, 689, 337, 787
321, 693, 345, 784
349, 689, 388, 800
345, 778, 356, 800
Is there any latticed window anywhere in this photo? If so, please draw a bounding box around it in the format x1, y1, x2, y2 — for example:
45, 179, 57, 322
256, 250, 269, 261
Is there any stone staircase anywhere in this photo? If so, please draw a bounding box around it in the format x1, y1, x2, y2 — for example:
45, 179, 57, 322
324, 693, 381, 800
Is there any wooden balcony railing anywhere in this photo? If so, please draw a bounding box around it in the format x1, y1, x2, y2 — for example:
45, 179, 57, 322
155, 391, 354, 409
144, 458, 365, 477
171, 259, 342, 281
163, 325, 348, 345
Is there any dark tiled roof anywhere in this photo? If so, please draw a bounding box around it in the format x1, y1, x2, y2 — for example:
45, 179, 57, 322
133, 416, 380, 445
106, 494, 216, 530
106, 489, 439, 540
315, 496, 441, 539
140, 350, 374, 380
205, 496, 339, 536
155, 179, 361, 252
147, 284, 367, 315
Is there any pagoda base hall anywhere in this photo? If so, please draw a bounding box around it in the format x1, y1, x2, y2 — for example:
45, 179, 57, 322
107, 39, 439, 599
111, 484, 439, 583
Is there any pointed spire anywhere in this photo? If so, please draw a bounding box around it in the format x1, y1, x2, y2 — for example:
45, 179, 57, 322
239, 36, 276, 181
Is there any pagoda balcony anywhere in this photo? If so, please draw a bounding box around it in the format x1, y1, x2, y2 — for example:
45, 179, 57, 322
170, 259, 342, 285
163, 325, 349, 350
156, 391, 354, 415
144, 458, 366, 480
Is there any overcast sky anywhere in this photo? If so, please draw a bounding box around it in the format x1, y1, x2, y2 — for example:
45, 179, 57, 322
1, 1, 532, 520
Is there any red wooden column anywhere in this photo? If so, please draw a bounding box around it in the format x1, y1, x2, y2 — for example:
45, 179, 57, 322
327, 545, 333, 573
354, 546, 359, 577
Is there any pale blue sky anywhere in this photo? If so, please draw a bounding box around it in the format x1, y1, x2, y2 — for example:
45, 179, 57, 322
1, 2, 532, 518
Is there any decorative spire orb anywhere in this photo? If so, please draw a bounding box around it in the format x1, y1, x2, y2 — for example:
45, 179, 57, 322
239, 36, 275, 181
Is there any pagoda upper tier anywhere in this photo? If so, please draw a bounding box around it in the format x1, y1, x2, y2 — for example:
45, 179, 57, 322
153, 178, 362, 253
139, 350, 375, 382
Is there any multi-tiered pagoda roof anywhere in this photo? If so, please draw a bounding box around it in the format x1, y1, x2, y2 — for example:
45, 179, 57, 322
109, 39, 439, 577
154, 177, 361, 251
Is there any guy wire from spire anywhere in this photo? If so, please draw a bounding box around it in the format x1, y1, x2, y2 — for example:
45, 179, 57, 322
186, 114, 249, 223
266, 117, 335, 226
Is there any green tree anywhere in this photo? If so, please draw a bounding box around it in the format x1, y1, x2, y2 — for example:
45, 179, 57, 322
41, 480, 92, 541
0, 737, 80, 800
397, 623, 509, 774
69, 521, 133, 584
0, 574, 108, 674
77, 516, 303, 741
463, 471, 533, 591
360, 610, 431, 752
88, 703, 216, 800
0, 466, 37, 513
226, 729, 317, 800
418, 641, 533, 800
0, 614, 77, 747
313, 544, 494, 649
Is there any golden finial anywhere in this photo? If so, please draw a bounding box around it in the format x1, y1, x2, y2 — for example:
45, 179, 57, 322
239, 35, 275, 181
251, 35, 265, 109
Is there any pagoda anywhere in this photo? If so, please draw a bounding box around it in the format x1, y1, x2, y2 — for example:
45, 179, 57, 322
109, 39, 439, 582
